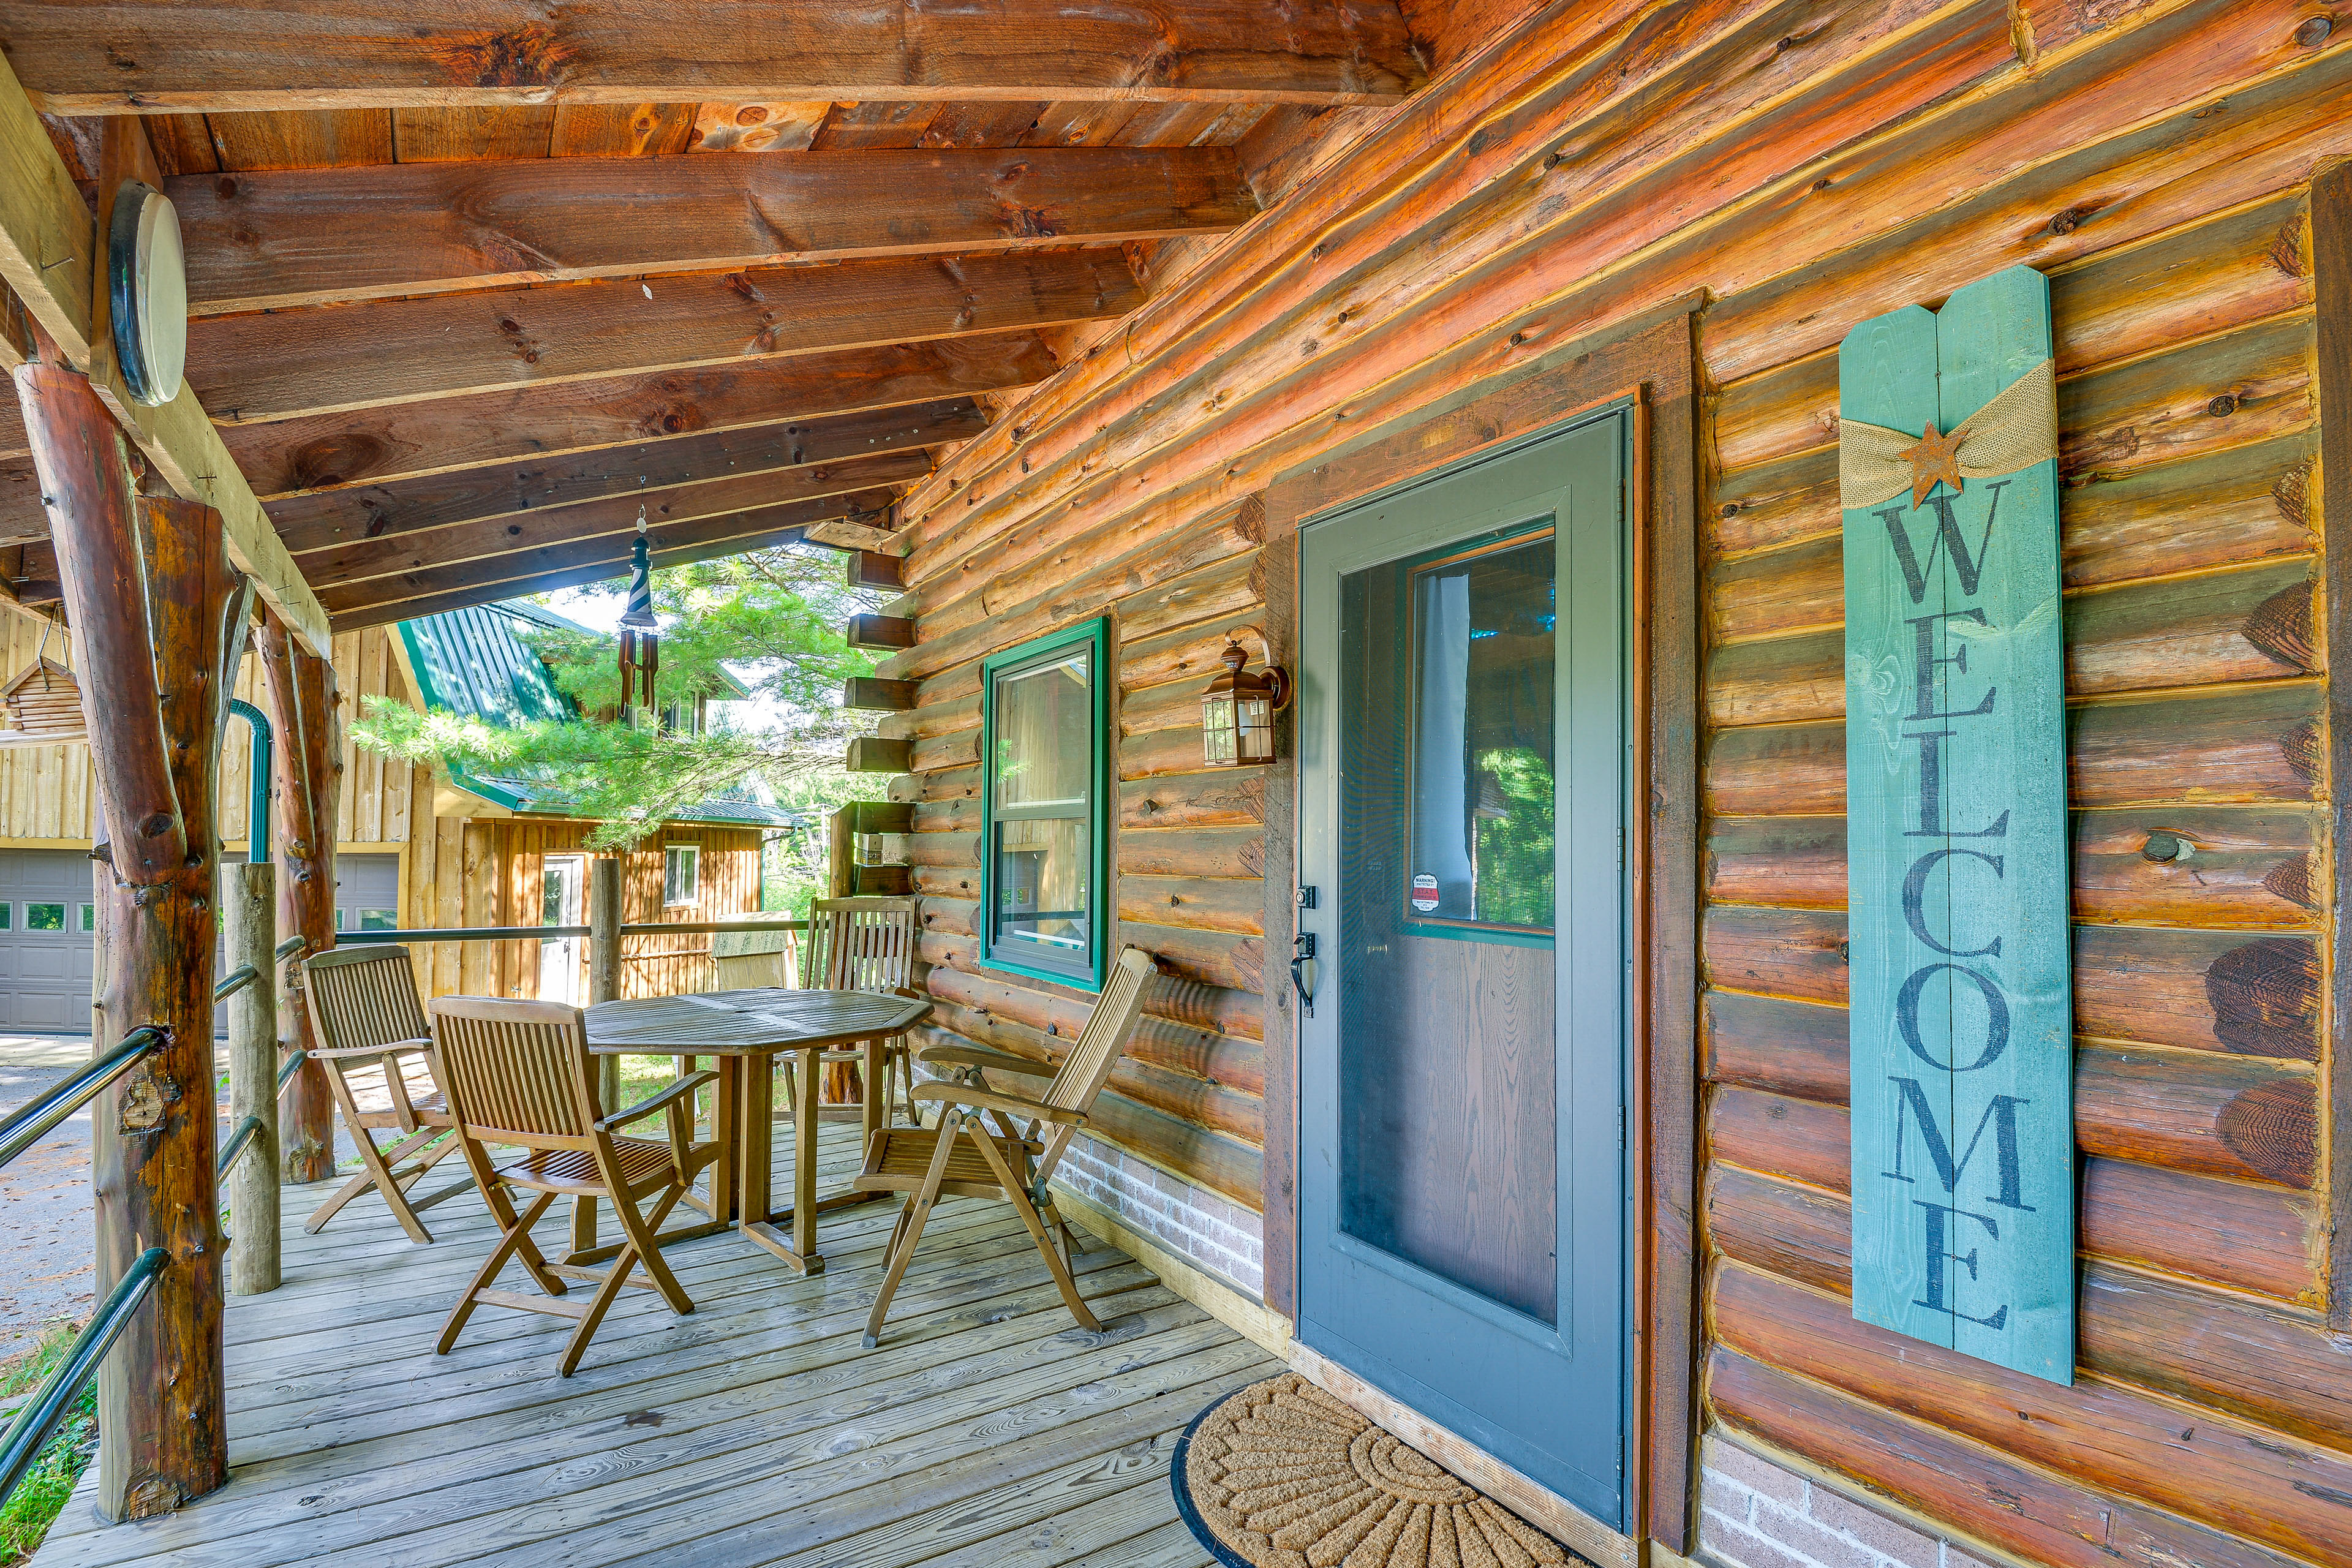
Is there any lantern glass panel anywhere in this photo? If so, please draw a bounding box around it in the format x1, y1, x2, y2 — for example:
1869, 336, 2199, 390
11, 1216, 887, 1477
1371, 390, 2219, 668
1202, 690, 1240, 766
1236, 692, 1276, 763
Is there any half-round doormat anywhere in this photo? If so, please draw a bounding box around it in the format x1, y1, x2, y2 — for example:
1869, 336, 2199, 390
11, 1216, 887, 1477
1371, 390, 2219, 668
1172, 1373, 1571, 1567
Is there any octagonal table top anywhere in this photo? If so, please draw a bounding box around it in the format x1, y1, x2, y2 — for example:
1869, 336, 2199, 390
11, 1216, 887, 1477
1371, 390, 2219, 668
584, 987, 930, 1055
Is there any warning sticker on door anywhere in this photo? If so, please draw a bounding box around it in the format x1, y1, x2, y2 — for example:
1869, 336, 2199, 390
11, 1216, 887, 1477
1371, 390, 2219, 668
1410, 873, 1440, 913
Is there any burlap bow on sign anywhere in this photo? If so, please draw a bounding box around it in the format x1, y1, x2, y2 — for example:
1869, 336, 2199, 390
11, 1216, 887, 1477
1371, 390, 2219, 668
1837, 357, 2058, 511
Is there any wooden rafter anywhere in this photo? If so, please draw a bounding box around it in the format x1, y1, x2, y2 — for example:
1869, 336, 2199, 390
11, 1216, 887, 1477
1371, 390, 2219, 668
1, 1, 1424, 113
321, 488, 897, 628
192, 251, 1140, 423
174, 148, 1251, 312
224, 333, 1059, 496
264, 396, 986, 551
0, 51, 329, 649
296, 447, 930, 590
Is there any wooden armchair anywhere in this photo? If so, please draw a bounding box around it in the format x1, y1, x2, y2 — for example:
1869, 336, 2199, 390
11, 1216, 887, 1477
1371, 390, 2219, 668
428, 996, 721, 1378
804, 896, 922, 1128
298, 944, 474, 1243
854, 945, 1158, 1347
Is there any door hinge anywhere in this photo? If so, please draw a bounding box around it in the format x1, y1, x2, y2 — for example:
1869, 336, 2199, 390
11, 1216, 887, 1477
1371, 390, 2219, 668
1617, 1105, 1626, 1150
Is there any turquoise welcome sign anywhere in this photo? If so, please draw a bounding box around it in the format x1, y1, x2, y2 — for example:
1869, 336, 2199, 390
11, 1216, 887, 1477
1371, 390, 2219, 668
1839, 265, 2075, 1385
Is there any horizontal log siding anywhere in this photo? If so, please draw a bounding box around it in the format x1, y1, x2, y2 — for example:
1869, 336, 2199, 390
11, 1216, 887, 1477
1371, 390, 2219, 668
882, 528, 1272, 1210
881, 0, 2352, 1560
1698, 185, 2339, 1561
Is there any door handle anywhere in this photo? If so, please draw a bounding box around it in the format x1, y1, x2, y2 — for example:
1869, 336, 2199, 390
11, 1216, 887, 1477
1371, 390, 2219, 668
1290, 932, 1317, 1019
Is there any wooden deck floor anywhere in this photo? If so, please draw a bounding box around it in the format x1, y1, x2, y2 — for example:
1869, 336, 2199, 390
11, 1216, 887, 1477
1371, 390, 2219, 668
32, 1122, 1276, 1568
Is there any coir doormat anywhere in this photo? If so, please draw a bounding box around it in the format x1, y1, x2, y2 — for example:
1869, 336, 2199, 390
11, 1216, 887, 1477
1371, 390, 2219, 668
1171, 1373, 1571, 1567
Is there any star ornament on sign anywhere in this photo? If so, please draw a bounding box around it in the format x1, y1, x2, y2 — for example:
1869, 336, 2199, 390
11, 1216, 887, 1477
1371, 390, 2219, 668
1899, 420, 1969, 508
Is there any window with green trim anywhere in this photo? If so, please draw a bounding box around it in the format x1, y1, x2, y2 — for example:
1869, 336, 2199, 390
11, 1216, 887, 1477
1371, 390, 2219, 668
981, 620, 1110, 989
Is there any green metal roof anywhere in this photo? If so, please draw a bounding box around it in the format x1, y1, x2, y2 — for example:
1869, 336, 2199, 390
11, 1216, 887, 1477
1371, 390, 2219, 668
396, 600, 793, 826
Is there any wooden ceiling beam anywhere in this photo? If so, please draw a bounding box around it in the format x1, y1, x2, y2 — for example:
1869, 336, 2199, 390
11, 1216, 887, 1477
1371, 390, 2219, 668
1, 1, 1424, 115
190, 249, 1140, 423
295, 445, 930, 589
224, 333, 1059, 497
266, 396, 985, 552
318, 485, 898, 625
0, 50, 329, 650
328, 513, 838, 631
172, 148, 1252, 314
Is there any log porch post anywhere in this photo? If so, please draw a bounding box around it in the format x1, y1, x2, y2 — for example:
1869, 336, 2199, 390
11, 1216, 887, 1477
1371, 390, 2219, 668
258, 609, 342, 1184
17, 333, 249, 1520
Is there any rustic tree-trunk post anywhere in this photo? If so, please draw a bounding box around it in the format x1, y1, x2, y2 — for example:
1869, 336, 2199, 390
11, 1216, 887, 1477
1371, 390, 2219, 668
21, 328, 247, 1519
225, 861, 280, 1295
588, 854, 624, 1106
258, 610, 341, 1184
573, 854, 626, 1248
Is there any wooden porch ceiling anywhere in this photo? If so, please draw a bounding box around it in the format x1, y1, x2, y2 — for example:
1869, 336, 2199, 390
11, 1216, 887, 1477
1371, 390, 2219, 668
0, 2, 1433, 632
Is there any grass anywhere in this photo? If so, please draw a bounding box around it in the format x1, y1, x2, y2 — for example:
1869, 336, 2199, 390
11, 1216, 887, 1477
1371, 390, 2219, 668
0, 1319, 98, 1567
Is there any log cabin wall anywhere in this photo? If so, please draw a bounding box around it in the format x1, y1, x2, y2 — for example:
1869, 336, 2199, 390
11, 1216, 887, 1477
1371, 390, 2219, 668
883, 0, 2352, 1562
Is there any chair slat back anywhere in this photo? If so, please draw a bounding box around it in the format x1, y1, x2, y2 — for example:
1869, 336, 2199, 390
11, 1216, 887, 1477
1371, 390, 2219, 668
303, 945, 431, 1055
429, 997, 600, 1150
805, 897, 918, 992
1041, 947, 1158, 1115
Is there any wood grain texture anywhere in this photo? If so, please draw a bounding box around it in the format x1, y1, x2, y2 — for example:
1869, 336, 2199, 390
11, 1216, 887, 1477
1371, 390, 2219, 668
265, 398, 985, 552
1706, 1165, 2352, 1458
1708, 1344, 2315, 1568
1703, 906, 2320, 1062
224, 335, 1061, 497
84, 496, 240, 1521
3, 1, 1425, 113
172, 148, 1246, 312
1707, 1087, 2318, 1302
298, 450, 929, 589
2307, 160, 2352, 1334
1704, 989, 2318, 1189
1716, 1261, 2351, 1563
317, 486, 896, 620
190, 252, 1142, 422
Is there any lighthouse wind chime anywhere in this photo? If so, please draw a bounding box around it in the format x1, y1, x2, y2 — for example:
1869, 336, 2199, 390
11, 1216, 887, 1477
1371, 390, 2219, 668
619, 506, 658, 729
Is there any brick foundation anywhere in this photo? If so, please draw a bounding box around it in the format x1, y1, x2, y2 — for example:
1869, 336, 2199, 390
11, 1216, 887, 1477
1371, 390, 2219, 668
1050, 1132, 1264, 1299
1697, 1434, 1996, 1568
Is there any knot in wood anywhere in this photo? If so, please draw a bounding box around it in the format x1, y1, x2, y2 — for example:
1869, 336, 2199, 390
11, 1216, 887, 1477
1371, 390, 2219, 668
2296, 15, 2333, 46
2142, 831, 2188, 862
2208, 394, 2239, 417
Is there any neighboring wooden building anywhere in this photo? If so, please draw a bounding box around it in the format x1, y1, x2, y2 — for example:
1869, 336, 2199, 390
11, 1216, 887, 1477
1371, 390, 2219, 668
0, 599, 778, 1023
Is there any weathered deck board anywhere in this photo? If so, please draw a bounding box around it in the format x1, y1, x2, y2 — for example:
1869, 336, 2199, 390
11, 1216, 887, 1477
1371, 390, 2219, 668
31, 1123, 1237, 1568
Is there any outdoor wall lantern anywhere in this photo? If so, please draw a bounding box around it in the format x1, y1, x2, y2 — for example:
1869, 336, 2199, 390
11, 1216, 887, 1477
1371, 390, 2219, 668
1200, 638, 1291, 767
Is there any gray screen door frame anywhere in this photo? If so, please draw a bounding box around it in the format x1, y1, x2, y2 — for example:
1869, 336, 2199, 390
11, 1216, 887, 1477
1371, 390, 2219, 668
1295, 402, 1639, 1527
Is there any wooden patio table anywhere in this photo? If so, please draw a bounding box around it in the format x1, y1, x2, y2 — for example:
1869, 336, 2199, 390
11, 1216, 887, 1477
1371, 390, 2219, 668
573, 987, 933, 1276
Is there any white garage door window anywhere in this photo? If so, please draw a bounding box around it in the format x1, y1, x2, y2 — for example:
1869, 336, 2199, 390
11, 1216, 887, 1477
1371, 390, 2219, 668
0, 850, 99, 1032
0, 849, 404, 1035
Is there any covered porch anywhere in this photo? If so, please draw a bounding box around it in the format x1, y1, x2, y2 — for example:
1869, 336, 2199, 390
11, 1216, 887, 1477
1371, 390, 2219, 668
28, 1121, 1272, 1568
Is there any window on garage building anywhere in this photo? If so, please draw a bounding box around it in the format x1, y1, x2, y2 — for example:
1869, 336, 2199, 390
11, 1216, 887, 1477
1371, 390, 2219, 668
26, 903, 64, 932
981, 619, 1110, 990
665, 843, 701, 907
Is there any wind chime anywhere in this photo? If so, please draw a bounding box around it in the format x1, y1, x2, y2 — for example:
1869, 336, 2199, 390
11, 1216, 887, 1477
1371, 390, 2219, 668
617, 506, 658, 728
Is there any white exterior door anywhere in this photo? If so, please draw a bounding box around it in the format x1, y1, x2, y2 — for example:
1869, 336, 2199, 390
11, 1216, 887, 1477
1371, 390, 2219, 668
540, 856, 585, 1003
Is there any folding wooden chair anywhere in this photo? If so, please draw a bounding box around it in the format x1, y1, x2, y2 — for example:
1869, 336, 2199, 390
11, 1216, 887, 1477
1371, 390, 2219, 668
299, 944, 474, 1243
854, 945, 1158, 1347
804, 896, 922, 1128
428, 996, 721, 1377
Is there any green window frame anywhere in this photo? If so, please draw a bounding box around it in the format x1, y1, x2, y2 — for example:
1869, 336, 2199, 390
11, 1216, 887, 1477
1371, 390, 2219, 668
980, 618, 1111, 991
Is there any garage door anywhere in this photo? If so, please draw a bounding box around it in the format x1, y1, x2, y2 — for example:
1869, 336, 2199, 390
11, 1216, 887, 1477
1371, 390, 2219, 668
0, 849, 404, 1034
0, 850, 99, 1031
